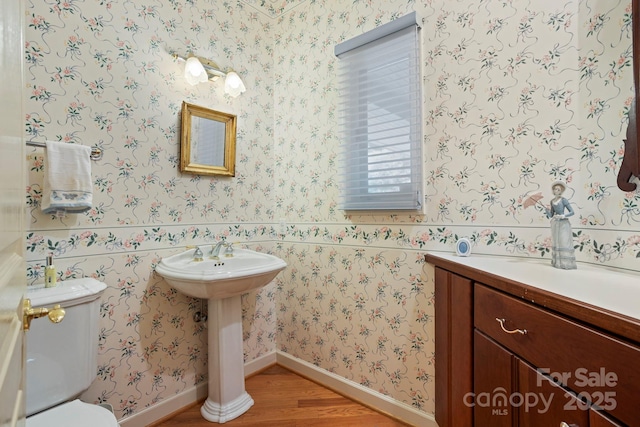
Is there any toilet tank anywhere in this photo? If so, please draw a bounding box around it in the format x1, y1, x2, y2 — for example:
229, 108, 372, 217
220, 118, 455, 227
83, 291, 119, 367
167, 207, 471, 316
26, 278, 107, 416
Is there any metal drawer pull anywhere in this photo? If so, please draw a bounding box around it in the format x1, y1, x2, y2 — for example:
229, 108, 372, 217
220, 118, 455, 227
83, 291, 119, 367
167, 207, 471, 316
495, 318, 527, 335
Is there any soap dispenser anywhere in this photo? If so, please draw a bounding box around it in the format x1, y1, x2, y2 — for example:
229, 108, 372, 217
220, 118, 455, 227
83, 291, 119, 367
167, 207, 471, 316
44, 253, 57, 288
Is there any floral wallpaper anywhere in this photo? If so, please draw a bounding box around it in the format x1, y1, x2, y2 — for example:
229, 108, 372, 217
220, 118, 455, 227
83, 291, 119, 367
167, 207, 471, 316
271, 0, 639, 268
273, 0, 638, 416
275, 243, 434, 411
22, 0, 638, 424
24, 0, 277, 421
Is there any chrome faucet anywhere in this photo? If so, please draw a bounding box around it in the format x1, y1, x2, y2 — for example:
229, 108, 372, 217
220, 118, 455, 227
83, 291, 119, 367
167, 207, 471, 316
210, 241, 227, 259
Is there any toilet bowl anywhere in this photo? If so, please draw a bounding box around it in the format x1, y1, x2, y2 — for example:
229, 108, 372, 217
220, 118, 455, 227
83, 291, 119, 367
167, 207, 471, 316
25, 278, 119, 426
27, 399, 118, 427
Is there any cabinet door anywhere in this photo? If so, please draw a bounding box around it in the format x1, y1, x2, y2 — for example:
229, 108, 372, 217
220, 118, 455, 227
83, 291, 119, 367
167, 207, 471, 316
474, 330, 516, 427
518, 360, 589, 427
589, 409, 624, 427
435, 268, 473, 427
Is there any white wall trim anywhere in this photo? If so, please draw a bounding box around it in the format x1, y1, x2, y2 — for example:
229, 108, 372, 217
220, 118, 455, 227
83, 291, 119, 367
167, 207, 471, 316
276, 351, 437, 427
245, 351, 277, 376
117, 351, 277, 427
118, 381, 208, 427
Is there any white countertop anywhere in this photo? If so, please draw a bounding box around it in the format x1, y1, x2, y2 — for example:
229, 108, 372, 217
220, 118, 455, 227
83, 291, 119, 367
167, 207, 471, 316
426, 252, 640, 322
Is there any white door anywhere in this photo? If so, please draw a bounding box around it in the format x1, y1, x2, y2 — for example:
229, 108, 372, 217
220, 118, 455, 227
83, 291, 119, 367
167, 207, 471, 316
0, 0, 27, 426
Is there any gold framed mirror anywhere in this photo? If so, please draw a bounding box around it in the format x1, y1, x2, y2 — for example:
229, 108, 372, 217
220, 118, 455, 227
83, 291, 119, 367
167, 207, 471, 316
180, 101, 237, 176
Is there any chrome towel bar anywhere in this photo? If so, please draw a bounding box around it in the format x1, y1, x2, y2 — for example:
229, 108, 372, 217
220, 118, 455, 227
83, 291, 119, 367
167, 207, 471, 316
26, 141, 103, 161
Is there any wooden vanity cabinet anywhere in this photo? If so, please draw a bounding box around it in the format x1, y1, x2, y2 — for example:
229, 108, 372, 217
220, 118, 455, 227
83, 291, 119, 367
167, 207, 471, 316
429, 255, 637, 427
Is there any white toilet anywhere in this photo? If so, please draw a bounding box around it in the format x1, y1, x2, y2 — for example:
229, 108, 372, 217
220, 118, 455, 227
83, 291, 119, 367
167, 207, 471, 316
25, 277, 120, 427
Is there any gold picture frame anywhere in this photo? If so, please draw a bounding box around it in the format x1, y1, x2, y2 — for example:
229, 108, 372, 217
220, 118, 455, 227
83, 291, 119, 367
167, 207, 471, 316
180, 101, 236, 176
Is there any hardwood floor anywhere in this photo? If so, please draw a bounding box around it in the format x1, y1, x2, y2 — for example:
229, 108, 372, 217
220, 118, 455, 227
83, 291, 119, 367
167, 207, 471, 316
151, 365, 411, 427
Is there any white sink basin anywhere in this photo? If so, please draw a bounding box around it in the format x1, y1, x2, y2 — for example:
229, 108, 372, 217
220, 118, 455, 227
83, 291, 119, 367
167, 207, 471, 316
155, 247, 286, 299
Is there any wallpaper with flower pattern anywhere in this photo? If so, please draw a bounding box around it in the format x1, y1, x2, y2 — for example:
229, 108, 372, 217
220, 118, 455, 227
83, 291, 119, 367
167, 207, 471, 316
23, 0, 638, 423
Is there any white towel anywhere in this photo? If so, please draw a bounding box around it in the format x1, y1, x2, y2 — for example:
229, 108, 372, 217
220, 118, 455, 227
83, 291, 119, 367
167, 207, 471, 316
41, 141, 93, 216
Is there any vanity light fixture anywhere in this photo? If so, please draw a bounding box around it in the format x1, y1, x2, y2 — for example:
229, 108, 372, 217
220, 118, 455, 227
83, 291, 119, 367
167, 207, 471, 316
173, 53, 246, 98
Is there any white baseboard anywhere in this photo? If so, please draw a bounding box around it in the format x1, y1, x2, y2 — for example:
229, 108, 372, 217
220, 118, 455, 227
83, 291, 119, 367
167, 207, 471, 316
118, 381, 208, 427
276, 351, 437, 427
245, 351, 277, 376
118, 351, 435, 427
118, 351, 277, 427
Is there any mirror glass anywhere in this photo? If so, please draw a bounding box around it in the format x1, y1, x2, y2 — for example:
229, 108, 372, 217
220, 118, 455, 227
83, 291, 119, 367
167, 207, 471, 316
180, 101, 236, 176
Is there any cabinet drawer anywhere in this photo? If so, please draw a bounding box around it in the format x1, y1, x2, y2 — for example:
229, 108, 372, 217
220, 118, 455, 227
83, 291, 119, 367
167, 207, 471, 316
474, 283, 640, 426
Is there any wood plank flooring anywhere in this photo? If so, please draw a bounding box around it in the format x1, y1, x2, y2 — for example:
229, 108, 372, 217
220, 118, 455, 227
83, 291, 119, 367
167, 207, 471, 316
151, 365, 411, 427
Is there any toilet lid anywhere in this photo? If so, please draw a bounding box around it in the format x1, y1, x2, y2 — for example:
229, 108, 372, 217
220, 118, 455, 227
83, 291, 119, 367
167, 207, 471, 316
27, 399, 119, 427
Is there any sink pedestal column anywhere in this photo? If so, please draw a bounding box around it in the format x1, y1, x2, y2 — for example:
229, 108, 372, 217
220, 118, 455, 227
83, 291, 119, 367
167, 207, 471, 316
200, 295, 254, 423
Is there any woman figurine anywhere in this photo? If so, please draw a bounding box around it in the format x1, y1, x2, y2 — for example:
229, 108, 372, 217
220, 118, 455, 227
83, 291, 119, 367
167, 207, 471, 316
544, 181, 577, 270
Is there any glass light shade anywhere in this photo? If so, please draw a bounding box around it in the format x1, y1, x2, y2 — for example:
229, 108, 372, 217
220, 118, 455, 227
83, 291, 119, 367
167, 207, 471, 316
224, 71, 246, 97
184, 57, 208, 86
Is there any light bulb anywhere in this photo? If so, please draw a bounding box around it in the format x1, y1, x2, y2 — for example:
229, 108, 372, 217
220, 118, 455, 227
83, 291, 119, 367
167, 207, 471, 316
224, 71, 246, 97
184, 57, 208, 86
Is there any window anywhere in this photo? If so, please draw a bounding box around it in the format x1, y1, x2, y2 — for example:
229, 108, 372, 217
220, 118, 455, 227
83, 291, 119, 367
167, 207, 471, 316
335, 12, 423, 211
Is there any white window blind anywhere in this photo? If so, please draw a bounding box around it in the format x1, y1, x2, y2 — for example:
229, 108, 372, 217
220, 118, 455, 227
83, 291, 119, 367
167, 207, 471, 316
335, 12, 423, 211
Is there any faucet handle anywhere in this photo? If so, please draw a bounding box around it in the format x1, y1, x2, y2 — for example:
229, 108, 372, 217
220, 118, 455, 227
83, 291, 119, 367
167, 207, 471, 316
223, 242, 234, 257
193, 247, 204, 262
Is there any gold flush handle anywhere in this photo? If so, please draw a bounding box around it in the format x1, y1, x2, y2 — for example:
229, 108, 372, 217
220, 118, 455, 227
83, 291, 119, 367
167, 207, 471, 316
23, 298, 66, 331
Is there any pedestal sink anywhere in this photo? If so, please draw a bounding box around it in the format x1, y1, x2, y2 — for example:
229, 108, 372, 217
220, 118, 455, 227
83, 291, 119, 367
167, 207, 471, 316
155, 247, 286, 423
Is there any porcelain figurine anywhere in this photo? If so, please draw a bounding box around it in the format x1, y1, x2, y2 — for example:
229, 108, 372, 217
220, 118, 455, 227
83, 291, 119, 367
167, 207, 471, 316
544, 181, 577, 270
